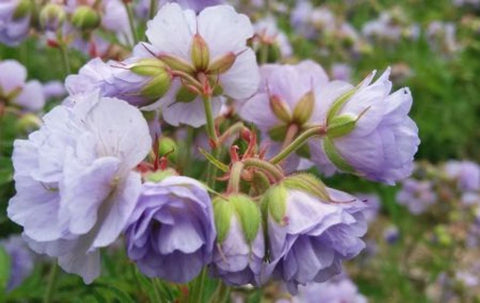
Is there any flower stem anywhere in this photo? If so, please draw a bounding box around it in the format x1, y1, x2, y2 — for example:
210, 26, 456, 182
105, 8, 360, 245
227, 161, 244, 193
243, 158, 284, 181
149, 0, 157, 20
43, 262, 59, 303
189, 268, 207, 303
59, 44, 71, 75
211, 281, 230, 303
124, 1, 139, 45
151, 278, 165, 303
269, 126, 325, 164
202, 95, 219, 145
218, 122, 245, 145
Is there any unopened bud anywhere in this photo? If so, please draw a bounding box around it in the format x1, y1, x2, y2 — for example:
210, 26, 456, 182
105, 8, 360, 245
284, 173, 330, 202
40, 3, 66, 31
158, 54, 195, 74
130, 58, 167, 76
16, 113, 42, 134
72, 6, 101, 31
207, 52, 236, 74
292, 90, 314, 125
191, 34, 210, 71
269, 95, 291, 123
140, 69, 171, 100
262, 184, 288, 225
145, 169, 177, 183
13, 0, 31, 20
158, 137, 177, 162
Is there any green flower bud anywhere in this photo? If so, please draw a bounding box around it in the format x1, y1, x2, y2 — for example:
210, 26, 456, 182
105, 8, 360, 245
213, 194, 261, 244
207, 52, 236, 74
140, 69, 172, 100
71, 6, 101, 31
13, 0, 31, 20
130, 58, 167, 76
39, 3, 66, 30
262, 184, 288, 225
158, 54, 195, 74
158, 137, 177, 162
269, 95, 292, 123
292, 90, 314, 125
16, 113, 42, 134
191, 34, 210, 71
326, 114, 356, 138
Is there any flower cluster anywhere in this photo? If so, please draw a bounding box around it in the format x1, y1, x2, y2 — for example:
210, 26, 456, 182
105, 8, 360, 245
5, 1, 420, 299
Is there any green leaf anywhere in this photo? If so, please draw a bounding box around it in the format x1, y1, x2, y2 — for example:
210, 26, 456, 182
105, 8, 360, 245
198, 148, 228, 172
0, 246, 11, 295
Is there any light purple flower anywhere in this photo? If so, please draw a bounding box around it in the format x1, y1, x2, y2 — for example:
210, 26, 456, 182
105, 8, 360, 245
0, 0, 31, 46
444, 160, 480, 192
42, 81, 66, 99
125, 176, 216, 283
355, 193, 381, 224
331, 63, 352, 82
1, 235, 34, 291
383, 225, 399, 244
427, 21, 460, 55
291, 276, 367, 303
135, 0, 225, 19
0, 60, 45, 111
309, 68, 420, 183
253, 16, 293, 58
239, 61, 328, 172
128, 3, 259, 127
65, 58, 116, 99
265, 186, 367, 293
7, 91, 152, 283
396, 178, 436, 215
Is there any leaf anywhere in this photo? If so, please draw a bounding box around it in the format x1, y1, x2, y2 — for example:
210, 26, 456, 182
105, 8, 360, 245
0, 246, 11, 295
198, 148, 228, 172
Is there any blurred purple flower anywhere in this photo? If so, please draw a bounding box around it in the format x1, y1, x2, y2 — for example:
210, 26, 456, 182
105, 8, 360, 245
355, 193, 380, 224
444, 160, 480, 192
331, 63, 352, 82
7, 91, 151, 283
383, 225, 400, 244
396, 178, 436, 214
253, 16, 293, 58
42, 81, 66, 99
0, 0, 31, 46
125, 176, 216, 283
0, 60, 45, 111
1, 235, 34, 291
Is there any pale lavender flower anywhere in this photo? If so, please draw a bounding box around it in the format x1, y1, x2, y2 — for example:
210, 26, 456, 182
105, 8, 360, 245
291, 276, 367, 303
362, 12, 418, 43
123, 3, 259, 127
265, 186, 367, 293
253, 16, 293, 58
444, 160, 480, 192
0, 60, 45, 111
331, 63, 352, 82
427, 21, 460, 54
355, 193, 380, 224
383, 225, 399, 244
309, 69, 420, 183
455, 271, 479, 287
239, 61, 328, 172
0, 0, 31, 46
125, 176, 216, 283
42, 81, 66, 99
1, 235, 34, 291
65, 58, 116, 99
396, 179, 436, 214
135, 0, 225, 19
7, 91, 152, 283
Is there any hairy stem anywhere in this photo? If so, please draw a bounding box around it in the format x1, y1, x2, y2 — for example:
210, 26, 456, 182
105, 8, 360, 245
270, 126, 325, 164
43, 262, 59, 303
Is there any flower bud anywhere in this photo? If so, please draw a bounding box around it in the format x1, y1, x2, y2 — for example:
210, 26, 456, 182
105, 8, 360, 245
15, 113, 42, 134
13, 0, 31, 20
158, 137, 177, 162
39, 3, 66, 31
144, 169, 177, 183
292, 90, 314, 125
283, 173, 330, 202
213, 194, 262, 244
262, 183, 288, 225
207, 52, 236, 74
191, 34, 210, 71
129, 58, 167, 76
71, 6, 101, 31
158, 54, 195, 74
326, 114, 356, 138
269, 95, 291, 123
140, 68, 172, 100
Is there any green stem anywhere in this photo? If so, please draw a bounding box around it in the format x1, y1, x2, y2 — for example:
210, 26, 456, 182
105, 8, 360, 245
211, 281, 230, 303
202, 95, 219, 144
124, 1, 139, 45
59, 44, 71, 75
43, 263, 59, 303
269, 126, 325, 164
243, 158, 284, 181
149, 0, 157, 20
218, 122, 245, 145
189, 268, 207, 303
227, 161, 244, 193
